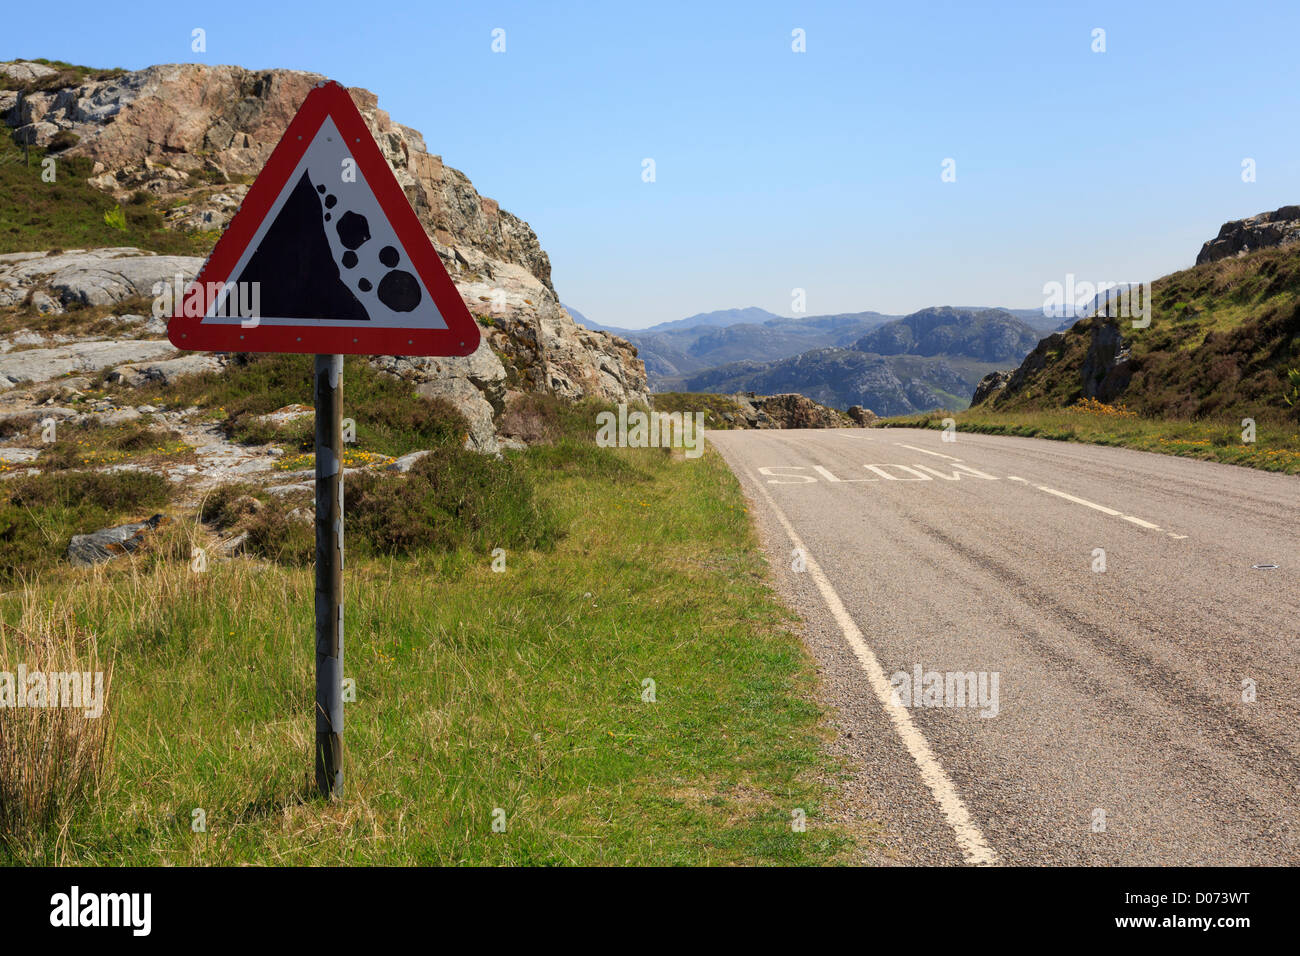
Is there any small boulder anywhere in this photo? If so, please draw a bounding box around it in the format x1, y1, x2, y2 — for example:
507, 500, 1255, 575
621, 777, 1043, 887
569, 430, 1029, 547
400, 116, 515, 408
66, 514, 168, 566
386, 450, 432, 473
846, 405, 878, 426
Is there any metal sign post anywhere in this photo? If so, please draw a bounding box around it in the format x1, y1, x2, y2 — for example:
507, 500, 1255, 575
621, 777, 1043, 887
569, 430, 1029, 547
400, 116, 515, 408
167, 81, 480, 800
314, 354, 344, 798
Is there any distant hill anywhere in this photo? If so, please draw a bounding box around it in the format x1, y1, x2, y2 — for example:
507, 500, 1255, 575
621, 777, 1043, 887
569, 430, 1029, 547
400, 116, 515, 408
674, 308, 1039, 415
953, 307, 1062, 333
561, 303, 628, 335
642, 306, 782, 334
682, 350, 988, 417
855, 307, 1041, 362
564, 302, 1046, 395
561, 305, 783, 337
633, 311, 897, 383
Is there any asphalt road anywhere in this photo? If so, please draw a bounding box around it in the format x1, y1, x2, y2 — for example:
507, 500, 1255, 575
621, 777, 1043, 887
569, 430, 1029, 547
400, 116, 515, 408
708, 426, 1300, 865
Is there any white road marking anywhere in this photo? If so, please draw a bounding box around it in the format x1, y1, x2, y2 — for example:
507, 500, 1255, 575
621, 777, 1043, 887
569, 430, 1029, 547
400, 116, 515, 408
1121, 515, 1161, 530
1006, 476, 1028, 483
895, 443, 963, 462
1036, 486, 1123, 516
1035, 485, 1181, 537
747, 471, 1000, 866
913, 463, 999, 481
811, 465, 875, 483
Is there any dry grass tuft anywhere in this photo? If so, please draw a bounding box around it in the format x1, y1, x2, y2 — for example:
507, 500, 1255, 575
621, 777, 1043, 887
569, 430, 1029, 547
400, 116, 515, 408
0, 596, 114, 843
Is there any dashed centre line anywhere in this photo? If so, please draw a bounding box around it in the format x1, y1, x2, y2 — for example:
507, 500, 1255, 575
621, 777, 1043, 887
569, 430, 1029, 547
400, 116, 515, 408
1033, 484, 1180, 536
1036, 486, 1123, 516
894, 443, 962, 461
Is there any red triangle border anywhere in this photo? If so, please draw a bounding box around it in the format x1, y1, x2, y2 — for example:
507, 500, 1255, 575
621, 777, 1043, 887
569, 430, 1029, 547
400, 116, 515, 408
167, 81, 480, 357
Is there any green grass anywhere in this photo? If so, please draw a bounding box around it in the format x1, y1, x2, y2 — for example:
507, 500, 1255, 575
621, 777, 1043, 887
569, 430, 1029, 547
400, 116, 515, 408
0, 470, 173, 583
0, 440, 867, 865
880, 404, 1300, 474
0, 135, 215, 256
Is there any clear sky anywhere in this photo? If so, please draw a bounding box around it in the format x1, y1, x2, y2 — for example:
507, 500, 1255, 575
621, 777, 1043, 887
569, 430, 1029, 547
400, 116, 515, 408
5, 1, 1299, 328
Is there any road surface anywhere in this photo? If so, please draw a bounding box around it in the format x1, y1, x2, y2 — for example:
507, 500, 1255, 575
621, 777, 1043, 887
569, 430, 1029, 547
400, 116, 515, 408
708, 426, 1300, 865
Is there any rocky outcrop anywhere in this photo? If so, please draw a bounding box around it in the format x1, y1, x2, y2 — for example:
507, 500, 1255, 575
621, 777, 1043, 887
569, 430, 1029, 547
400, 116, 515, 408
1, 60, 649, 453
1079, 321, 1132, 401
970, 369, 1011, 406
975, 318, 1132, 407
0, 248, 202, 310
846, 404, 877, 426
0, 338, 182, 388
722, 392, 861, 429
1197, 205, 1300, 265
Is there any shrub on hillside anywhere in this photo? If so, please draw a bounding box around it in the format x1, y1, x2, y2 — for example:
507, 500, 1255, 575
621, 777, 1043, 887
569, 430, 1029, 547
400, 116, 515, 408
0, 471, 172, 582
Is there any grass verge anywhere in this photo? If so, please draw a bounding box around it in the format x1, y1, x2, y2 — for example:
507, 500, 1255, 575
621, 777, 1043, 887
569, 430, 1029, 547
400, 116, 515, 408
0, 440, 864, 865
880, 403, 1300, 474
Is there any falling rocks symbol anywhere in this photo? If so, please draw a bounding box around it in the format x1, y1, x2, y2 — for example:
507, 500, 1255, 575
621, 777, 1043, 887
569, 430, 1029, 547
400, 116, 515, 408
235, 172, 369, 321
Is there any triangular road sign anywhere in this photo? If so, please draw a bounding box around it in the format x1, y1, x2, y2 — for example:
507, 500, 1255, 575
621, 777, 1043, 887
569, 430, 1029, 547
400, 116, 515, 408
168, 81, 480, 357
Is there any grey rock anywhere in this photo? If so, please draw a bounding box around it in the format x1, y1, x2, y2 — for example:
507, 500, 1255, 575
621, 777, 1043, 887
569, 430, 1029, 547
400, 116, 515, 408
50, 253, 203, 307
846, 405, 878, 426
254, 403, 313, 427
218, 531, 250, 556
0, 406, 78, 427
32, 291, 62, 315
971, 370, 1012, 406
386, 450, 432, 472
1080, 322, 1132, 402
1197, 205, 1300, 265
108, 354, 220, 387
0, 248, 201, 309
0, 339, 178, 387
97, 407, 142, 426
66, 513, 167, 566
0, 447, 40, 463
13, 121, 60, 147
266, 482, 312, 496
0, 61, 59, 83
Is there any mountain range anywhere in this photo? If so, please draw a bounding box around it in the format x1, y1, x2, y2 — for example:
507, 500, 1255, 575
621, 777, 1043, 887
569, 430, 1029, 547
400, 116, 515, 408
675, 308, 1042, 415
564, 300, 1061, 408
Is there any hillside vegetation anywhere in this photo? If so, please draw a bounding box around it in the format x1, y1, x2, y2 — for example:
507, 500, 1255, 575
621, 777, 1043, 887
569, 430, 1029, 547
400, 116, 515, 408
980, 244, 1300, 421
0, 135, 214, 257
885, 243, 1300, 473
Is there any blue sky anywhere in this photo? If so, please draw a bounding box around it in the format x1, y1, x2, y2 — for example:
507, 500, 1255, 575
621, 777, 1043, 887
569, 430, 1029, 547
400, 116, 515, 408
6, 1, 1299, 328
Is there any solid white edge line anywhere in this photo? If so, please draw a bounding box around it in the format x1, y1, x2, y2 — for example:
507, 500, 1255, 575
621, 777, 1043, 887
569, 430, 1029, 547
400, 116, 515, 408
747, 471, 1000, 866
